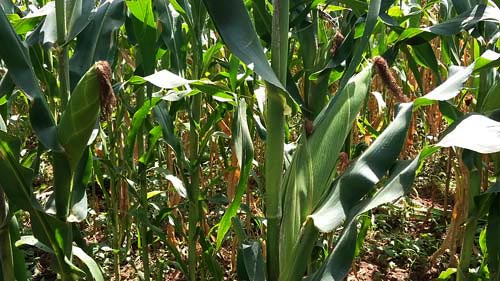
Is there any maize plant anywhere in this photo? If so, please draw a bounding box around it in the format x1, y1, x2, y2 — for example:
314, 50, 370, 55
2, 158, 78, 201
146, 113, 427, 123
2, 0, 500, 280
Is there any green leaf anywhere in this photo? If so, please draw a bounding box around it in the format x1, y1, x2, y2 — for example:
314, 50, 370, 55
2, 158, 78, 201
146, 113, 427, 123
15, 235, 52, 254
7, 13, 43, 35
410, 42, 441, 81
439, 101, 463, 124
0, 0, 17, 14
69, 0, 125, 89
279, 65, 373, 278
68, 148, 92, 222
127, 0, 155, 28
414, 64, 474, 108
237, 241, 267, 281
66, 0, 95, 42
72, 246, 104, 281
310, 157, 421, 281
126, 0, 157, 75
126, 98, 161, 161
338, 0, 380, 90
216, 99, 254, 249
153, 101, 187, 165
0, 7, 58, 150
399, 5, 500, 41
0, 131, 37, 212
0, 132, 83, 278
473, 50, 500, 71
155, 0, 187, 73
437, 268, 457, 280
437, 114, 500, 154
8, 216, 28, 281
310, 102, 414, 232
479, 78, 500, 113
203, 0, 285, 91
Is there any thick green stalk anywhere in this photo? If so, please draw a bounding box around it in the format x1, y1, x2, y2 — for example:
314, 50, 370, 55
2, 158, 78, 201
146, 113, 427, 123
0, 190, 15, 281
54, 0, 73, 273
188, 52, 202, 281
266, 0, 289, 280
55, 0, 70, 107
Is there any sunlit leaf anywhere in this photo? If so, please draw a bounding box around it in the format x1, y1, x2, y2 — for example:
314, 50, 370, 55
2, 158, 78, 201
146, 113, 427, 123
437, 114, 500, 154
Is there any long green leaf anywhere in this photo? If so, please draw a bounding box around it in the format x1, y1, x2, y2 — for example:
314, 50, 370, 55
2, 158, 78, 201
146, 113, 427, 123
69, 0, 125, 89
0, 6, 58, 150
310, 157, 421, 281
279, 65, 373, 277
338, 0, 380, 90
203, 0, 285, 91
399, 5, 500, 42
72, 246, 104, 281
309, 102, 413, 232
126, 0, 157, 75
437, 114, 500, 154
216, 99, 254, 249
0, 133, 82, 278
155, 0, 188, 73
153, 101, 187, 166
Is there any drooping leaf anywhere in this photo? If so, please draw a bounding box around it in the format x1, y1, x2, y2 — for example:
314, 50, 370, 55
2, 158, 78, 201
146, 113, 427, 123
216, 99, 254, 249
310, 102, 414, 232
437, 114, 500, 154
72, 246, 104, 281
203, 0, 285, 91
0, 133, 83, 278
0, 7, 58, 150
310, 157, 421, 281
165, 174, 187, 198
0, 131, 37, 212
414, 64, 473, 108
153, 101, 187, 165
68, 148, 92, 222
399, 5, 500, 43
69, 0, 125, 89
126, 98, 161, 161
410, 42, 441, 81
39, 2, 57, 45
338, 0, 380, 90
